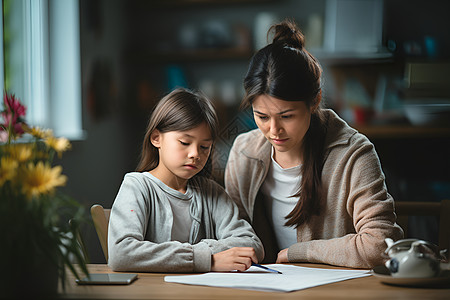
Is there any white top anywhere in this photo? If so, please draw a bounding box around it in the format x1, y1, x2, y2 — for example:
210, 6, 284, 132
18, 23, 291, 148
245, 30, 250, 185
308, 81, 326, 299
262, 148, 301, 249
167, 191, 192, 243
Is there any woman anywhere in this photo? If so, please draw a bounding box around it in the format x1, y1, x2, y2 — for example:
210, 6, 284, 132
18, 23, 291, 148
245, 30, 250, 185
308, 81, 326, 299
224, 20, 403, 269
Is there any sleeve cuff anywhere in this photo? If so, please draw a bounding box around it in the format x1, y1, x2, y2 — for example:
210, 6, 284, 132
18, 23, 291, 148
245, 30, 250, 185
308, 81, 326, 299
192, 245, 212, 272
287, 242, 308, 262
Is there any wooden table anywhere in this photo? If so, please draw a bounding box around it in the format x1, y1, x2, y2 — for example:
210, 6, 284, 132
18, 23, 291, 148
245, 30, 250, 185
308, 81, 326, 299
58, 264, 450, 299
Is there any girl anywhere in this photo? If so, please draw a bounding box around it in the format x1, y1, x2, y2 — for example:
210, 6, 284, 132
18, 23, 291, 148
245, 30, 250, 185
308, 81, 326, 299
225, 20, 403, 268
108, 88, 264, 272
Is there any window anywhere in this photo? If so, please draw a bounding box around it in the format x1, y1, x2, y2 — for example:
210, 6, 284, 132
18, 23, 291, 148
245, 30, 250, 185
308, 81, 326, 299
2, 0, 84, 140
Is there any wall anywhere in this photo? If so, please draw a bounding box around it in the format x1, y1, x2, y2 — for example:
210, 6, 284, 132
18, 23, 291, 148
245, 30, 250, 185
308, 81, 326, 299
61, 0, 140, 263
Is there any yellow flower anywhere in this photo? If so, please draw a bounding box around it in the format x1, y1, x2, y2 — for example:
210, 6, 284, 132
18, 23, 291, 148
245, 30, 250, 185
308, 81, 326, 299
45, 136, 71, 157
27, 126, 53, 139
0, 157, 18, 186
20, 161, 67, 199
8, 144, 33, 162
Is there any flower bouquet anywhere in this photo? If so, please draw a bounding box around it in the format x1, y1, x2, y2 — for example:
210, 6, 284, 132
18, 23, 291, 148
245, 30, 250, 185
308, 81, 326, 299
0, 92, 88, 298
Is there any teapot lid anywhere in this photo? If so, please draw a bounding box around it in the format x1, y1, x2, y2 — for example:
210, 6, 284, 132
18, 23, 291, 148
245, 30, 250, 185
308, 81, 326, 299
385, 238, 421, 253
385, 238, 439, 256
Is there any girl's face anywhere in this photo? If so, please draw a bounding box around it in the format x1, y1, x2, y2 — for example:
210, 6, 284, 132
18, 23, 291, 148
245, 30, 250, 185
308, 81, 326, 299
252, 94, 313, 165
150, 122, 213, 192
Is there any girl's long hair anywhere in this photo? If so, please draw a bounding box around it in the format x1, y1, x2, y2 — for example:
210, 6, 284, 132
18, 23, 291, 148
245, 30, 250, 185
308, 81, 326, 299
136, 88, 219, 178
242, 19, 327, 227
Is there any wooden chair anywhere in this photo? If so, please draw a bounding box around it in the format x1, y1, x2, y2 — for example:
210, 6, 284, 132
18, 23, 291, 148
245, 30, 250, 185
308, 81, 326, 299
90, 204, 111, 261
395, 199, 450, 251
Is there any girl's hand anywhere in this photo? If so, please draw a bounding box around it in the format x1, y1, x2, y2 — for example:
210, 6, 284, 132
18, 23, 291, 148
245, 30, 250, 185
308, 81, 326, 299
276, 248, 289, 263
211, 247, 258, 272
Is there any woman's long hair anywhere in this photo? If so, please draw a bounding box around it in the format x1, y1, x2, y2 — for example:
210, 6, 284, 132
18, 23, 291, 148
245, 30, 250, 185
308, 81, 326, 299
136, 88, 219, 178
242, 19, 327, 227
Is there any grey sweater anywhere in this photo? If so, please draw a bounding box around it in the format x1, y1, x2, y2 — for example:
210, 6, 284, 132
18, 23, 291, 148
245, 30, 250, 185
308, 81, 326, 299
108, 172, 264, 272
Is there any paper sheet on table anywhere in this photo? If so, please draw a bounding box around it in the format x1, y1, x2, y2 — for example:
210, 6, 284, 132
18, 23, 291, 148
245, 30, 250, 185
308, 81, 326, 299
164, 264, 371, 292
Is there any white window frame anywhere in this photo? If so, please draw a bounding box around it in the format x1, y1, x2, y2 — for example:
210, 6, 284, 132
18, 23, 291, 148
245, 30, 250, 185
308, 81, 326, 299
0, 2, 3, 95
4, 0, 84, 140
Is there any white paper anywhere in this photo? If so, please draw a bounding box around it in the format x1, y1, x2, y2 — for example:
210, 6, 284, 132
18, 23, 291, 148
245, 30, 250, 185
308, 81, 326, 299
164, 264, 371, 292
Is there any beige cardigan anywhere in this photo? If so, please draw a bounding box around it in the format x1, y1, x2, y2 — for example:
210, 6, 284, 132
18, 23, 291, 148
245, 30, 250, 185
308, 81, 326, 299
224, 109, 403, 268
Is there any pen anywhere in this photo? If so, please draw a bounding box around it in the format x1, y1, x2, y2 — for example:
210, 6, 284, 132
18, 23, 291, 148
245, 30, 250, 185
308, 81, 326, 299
251, 263, 283, 274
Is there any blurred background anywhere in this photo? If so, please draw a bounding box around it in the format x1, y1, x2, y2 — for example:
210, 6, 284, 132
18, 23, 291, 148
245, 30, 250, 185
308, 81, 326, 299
2, 0, 450, 263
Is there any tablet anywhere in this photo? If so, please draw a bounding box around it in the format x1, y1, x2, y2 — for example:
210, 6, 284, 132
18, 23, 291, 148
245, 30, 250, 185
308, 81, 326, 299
76, 273, 138, 285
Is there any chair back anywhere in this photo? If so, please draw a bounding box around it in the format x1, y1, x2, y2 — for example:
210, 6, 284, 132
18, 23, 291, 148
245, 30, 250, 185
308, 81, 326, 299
395, 199, 450, 251
90, 204, 111, 261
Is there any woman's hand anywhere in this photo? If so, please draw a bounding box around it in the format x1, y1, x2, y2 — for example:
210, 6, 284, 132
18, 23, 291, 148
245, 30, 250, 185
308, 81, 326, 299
211, 247, 258, 272
276, 248, 289, 263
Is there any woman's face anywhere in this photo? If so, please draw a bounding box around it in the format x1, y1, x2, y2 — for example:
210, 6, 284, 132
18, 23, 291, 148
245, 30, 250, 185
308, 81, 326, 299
252, 95, 313, 163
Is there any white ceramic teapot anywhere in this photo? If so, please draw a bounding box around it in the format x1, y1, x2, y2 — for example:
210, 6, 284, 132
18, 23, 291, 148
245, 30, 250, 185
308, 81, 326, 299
384, 238, 441, 278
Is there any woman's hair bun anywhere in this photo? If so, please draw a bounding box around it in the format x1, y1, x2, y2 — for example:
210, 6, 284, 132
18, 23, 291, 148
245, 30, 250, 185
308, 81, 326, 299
271, 19, 305, 50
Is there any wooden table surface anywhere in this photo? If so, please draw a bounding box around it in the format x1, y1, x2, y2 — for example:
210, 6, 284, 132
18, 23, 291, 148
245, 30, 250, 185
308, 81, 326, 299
58, 264, 450, 300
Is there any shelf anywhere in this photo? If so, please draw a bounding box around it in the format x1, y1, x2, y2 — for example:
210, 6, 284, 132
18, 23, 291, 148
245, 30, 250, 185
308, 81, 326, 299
354, 125, 450, 139
125, 47, 253, 65
129, 48, 395, 65
310, 49, 394, 66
